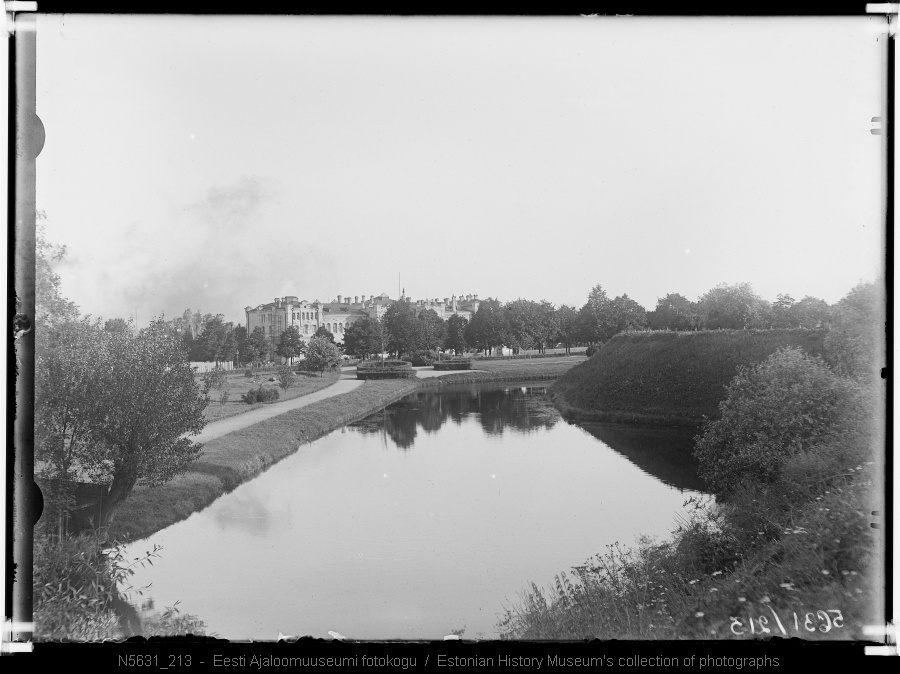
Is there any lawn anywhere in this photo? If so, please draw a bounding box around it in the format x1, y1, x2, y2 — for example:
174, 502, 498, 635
199, 369, 340, 423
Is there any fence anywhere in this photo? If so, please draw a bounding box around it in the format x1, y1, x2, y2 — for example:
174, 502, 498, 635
190, 361, 235, 373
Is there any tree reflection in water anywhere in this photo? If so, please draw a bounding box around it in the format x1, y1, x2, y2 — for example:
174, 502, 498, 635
348, 384, 559, 449
347, 384, 707, 492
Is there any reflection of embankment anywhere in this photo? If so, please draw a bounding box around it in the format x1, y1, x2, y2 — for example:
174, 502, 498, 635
348, 383, 560, 449
577, 422, 707, 492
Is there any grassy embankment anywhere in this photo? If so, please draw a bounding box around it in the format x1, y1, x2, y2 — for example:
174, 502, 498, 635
550, 329, 826, 427
499, 329, 883, 640
108, 357, 583, 543
201, 369, 340, 423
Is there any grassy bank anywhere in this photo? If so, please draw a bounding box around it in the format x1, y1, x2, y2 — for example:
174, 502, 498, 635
550, 329, 826, 427
498, 450, 880, 641
499, 347, 884, 641
201, 369, 340, 423
109, 358, 583, 544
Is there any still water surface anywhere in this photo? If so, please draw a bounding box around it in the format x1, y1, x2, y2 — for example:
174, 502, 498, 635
124, 383, 707, 640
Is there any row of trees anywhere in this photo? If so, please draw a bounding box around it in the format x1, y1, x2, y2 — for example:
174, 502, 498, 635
337, 281, 841, 361
162, 281, 839, 367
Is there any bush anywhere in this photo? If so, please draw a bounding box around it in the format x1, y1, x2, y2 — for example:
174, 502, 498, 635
240, 387, 279, 404
585, 345, 598, 358
243, 368, 254, 378
409, 350, 441, 367
693, 346, 863, 496
276, 364, 296, 391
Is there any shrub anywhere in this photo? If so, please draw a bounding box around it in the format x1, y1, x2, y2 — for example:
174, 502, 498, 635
693, 346, 863, 496
242, 389, 258, 405
409, 350, 441, 366
243, 368, 254, 378
276, 364, 296, 391
219, 389, 230, 405
585, 346, 598, 358
201, 368, 227, 392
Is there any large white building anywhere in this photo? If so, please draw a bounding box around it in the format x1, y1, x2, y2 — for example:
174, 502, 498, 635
244, 292, 482, 351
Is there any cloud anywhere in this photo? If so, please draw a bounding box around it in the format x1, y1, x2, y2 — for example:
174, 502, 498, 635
103, 175, 339, 325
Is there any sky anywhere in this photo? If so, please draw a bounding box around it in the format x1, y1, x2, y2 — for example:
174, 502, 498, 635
33, 15, 887, 327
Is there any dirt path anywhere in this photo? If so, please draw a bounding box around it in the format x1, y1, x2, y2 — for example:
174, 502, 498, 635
192, 367, 363, 443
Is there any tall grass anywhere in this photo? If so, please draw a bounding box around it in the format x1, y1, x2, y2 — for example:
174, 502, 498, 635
500, 346, 881, 641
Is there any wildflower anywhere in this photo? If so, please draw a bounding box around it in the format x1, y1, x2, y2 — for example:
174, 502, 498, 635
841, 570, 850, 576
760, 596, 771, 603
710, 588, 718, 592
779, 583, 795, 591
850, 571, 858, 576
712, 571, 722, 576
738, 597, 746, 602
695, 612, 705, 618
689, 579, 698, 585
822, 570, 830, 575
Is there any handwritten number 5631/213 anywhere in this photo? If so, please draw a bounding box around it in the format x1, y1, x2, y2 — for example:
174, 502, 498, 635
731, 609, 844, 636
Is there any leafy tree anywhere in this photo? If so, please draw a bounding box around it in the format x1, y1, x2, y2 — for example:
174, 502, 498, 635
248, 326, 270, 363
554, 304, 579, 354
443, 314, 469, 355
383, 299, 421, 358
343, 317, 385, 359
35, 216, 80, 333
193, 315, 236, 363
647, 293, 699, 331
304, 335, 342, 375
608, 294, 647, 334
791, 295, 831, 329
38, 319, 208, 529
770, 293, 797, 328
698, 282, 768, 330
578, 284, 618, 345
465, 298, 508, 355
276, 325, 305, 364
824, 281, 885, 380
504, 300, 557, 354
233, 325, 249, 364
417, 309, 446, 353
694, 347, 863, 497
276, 364, 296, 391
314, 326, 335, 343
103, 317, 131, 334
35, 319, 106, 525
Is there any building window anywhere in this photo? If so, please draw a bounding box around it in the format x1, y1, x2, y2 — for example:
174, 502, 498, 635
304, 325, 309, 334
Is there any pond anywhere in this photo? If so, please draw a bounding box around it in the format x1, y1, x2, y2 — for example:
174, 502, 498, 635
122, 382, 709, 640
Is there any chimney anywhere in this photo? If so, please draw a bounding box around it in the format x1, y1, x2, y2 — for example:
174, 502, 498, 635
354, 296, 358, 304
473, 294, 478, 300
275, 297, 280, 308
337, 295, 342, 304
370, 295, 374, 301
444, 297, 450, 304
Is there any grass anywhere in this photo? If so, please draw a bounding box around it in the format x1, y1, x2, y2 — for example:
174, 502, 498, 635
109, 358, 586, 543
498, 369, 884, 642
498, 461, 880, 641
200, 369, 340, 423
550, 330, 827, 427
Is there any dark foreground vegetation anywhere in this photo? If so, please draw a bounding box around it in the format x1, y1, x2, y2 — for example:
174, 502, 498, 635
499, 282, 884, 641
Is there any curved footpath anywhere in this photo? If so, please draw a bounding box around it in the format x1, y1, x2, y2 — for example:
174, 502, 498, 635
193, 366, 484, 443
193, 368, 364, 443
